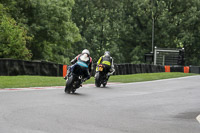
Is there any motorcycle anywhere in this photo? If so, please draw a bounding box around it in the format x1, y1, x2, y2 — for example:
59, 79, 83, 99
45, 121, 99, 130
64, 63, 86, 94
95, 64, 108, 87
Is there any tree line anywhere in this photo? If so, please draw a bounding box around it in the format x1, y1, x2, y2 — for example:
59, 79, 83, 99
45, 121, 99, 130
0, 0, 200, 65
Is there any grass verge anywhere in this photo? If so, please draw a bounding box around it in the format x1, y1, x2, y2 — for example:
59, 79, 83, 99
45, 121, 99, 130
0, 72, 197, 89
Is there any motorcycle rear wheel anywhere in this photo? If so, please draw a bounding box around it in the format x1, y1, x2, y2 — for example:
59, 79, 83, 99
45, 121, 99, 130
95, 72, 101, 87
103, 82, 107, 87
65, 76, 74, 93
72, 89, 76, 94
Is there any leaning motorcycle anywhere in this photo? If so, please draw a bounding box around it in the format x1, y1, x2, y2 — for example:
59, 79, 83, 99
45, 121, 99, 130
95, 64, 108, 87
64, 62, 86, 94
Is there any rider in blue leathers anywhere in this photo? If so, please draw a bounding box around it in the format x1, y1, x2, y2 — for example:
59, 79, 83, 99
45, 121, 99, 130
64, 49, 92, 81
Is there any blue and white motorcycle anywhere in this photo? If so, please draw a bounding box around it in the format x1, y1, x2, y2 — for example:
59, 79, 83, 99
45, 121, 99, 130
64, 61, 88, 94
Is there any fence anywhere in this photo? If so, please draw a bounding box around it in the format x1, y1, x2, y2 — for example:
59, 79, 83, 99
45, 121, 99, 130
0, 59, 199, 76
154, 47, 184, 65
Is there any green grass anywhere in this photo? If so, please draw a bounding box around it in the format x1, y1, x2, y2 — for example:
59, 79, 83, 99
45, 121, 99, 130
0, 72, 197, 89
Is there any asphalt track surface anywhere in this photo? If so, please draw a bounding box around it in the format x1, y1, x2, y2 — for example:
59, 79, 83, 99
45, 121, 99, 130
0, 76, 200, 133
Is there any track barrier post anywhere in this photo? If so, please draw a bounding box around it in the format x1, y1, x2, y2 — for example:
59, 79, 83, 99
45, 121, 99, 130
184, 66, 189, 73
63, 65, 67, 77
165, 65, 170, 72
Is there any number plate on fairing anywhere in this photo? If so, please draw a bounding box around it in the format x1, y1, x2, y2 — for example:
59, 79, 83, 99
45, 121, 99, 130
98, 67, 103, 71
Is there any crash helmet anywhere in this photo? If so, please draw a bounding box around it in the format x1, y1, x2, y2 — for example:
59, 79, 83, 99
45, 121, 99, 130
82, 49, 90, 55
104, 51, 110, 56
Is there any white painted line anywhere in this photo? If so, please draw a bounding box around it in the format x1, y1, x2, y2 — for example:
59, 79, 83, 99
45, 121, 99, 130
0, 83, 119, 92
109, 75, 200, 86
196, 114, 200, 124
0, 86, 65, 92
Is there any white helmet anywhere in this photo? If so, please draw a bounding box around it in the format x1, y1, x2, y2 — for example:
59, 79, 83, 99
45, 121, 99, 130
104, 51, 110, 56
82, 49, 90, 55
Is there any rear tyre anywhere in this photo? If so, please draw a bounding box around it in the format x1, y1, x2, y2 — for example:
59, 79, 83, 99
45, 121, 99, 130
95, 72, 101, 87
72, 89, 76, 94
65, 76, 74, 93
103, 77, 108, 87
103, 82, 107, 87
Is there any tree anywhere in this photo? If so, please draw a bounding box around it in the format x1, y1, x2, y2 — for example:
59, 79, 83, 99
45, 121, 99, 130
26, 0, 81, 63
1, 0, 81, 64
1, 0, 200, 65
72, 0, 125, 63
153, 0, 200, 65
0, 4, 32, 60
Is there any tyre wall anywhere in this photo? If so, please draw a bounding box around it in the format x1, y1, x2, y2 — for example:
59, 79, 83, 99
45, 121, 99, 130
0, 59, 63, 76
1, 59, 198, 76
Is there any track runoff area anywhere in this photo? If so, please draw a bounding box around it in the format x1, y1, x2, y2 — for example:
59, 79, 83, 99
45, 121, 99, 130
0, 75, 200, 133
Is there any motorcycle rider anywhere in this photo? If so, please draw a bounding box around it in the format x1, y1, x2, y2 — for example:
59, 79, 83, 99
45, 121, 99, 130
96, 51, 115, 79
64, 49, 92, 81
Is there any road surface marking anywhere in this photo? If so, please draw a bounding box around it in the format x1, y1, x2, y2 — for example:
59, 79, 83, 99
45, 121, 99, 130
196, 114, 200, 124
109, 75, 200, 86
0, 75, 199, 92
0, 82, 121, 92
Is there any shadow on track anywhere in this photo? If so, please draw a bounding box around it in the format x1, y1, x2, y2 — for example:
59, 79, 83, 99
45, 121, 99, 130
97, 85, 113, 89
64, 92, 88, 97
